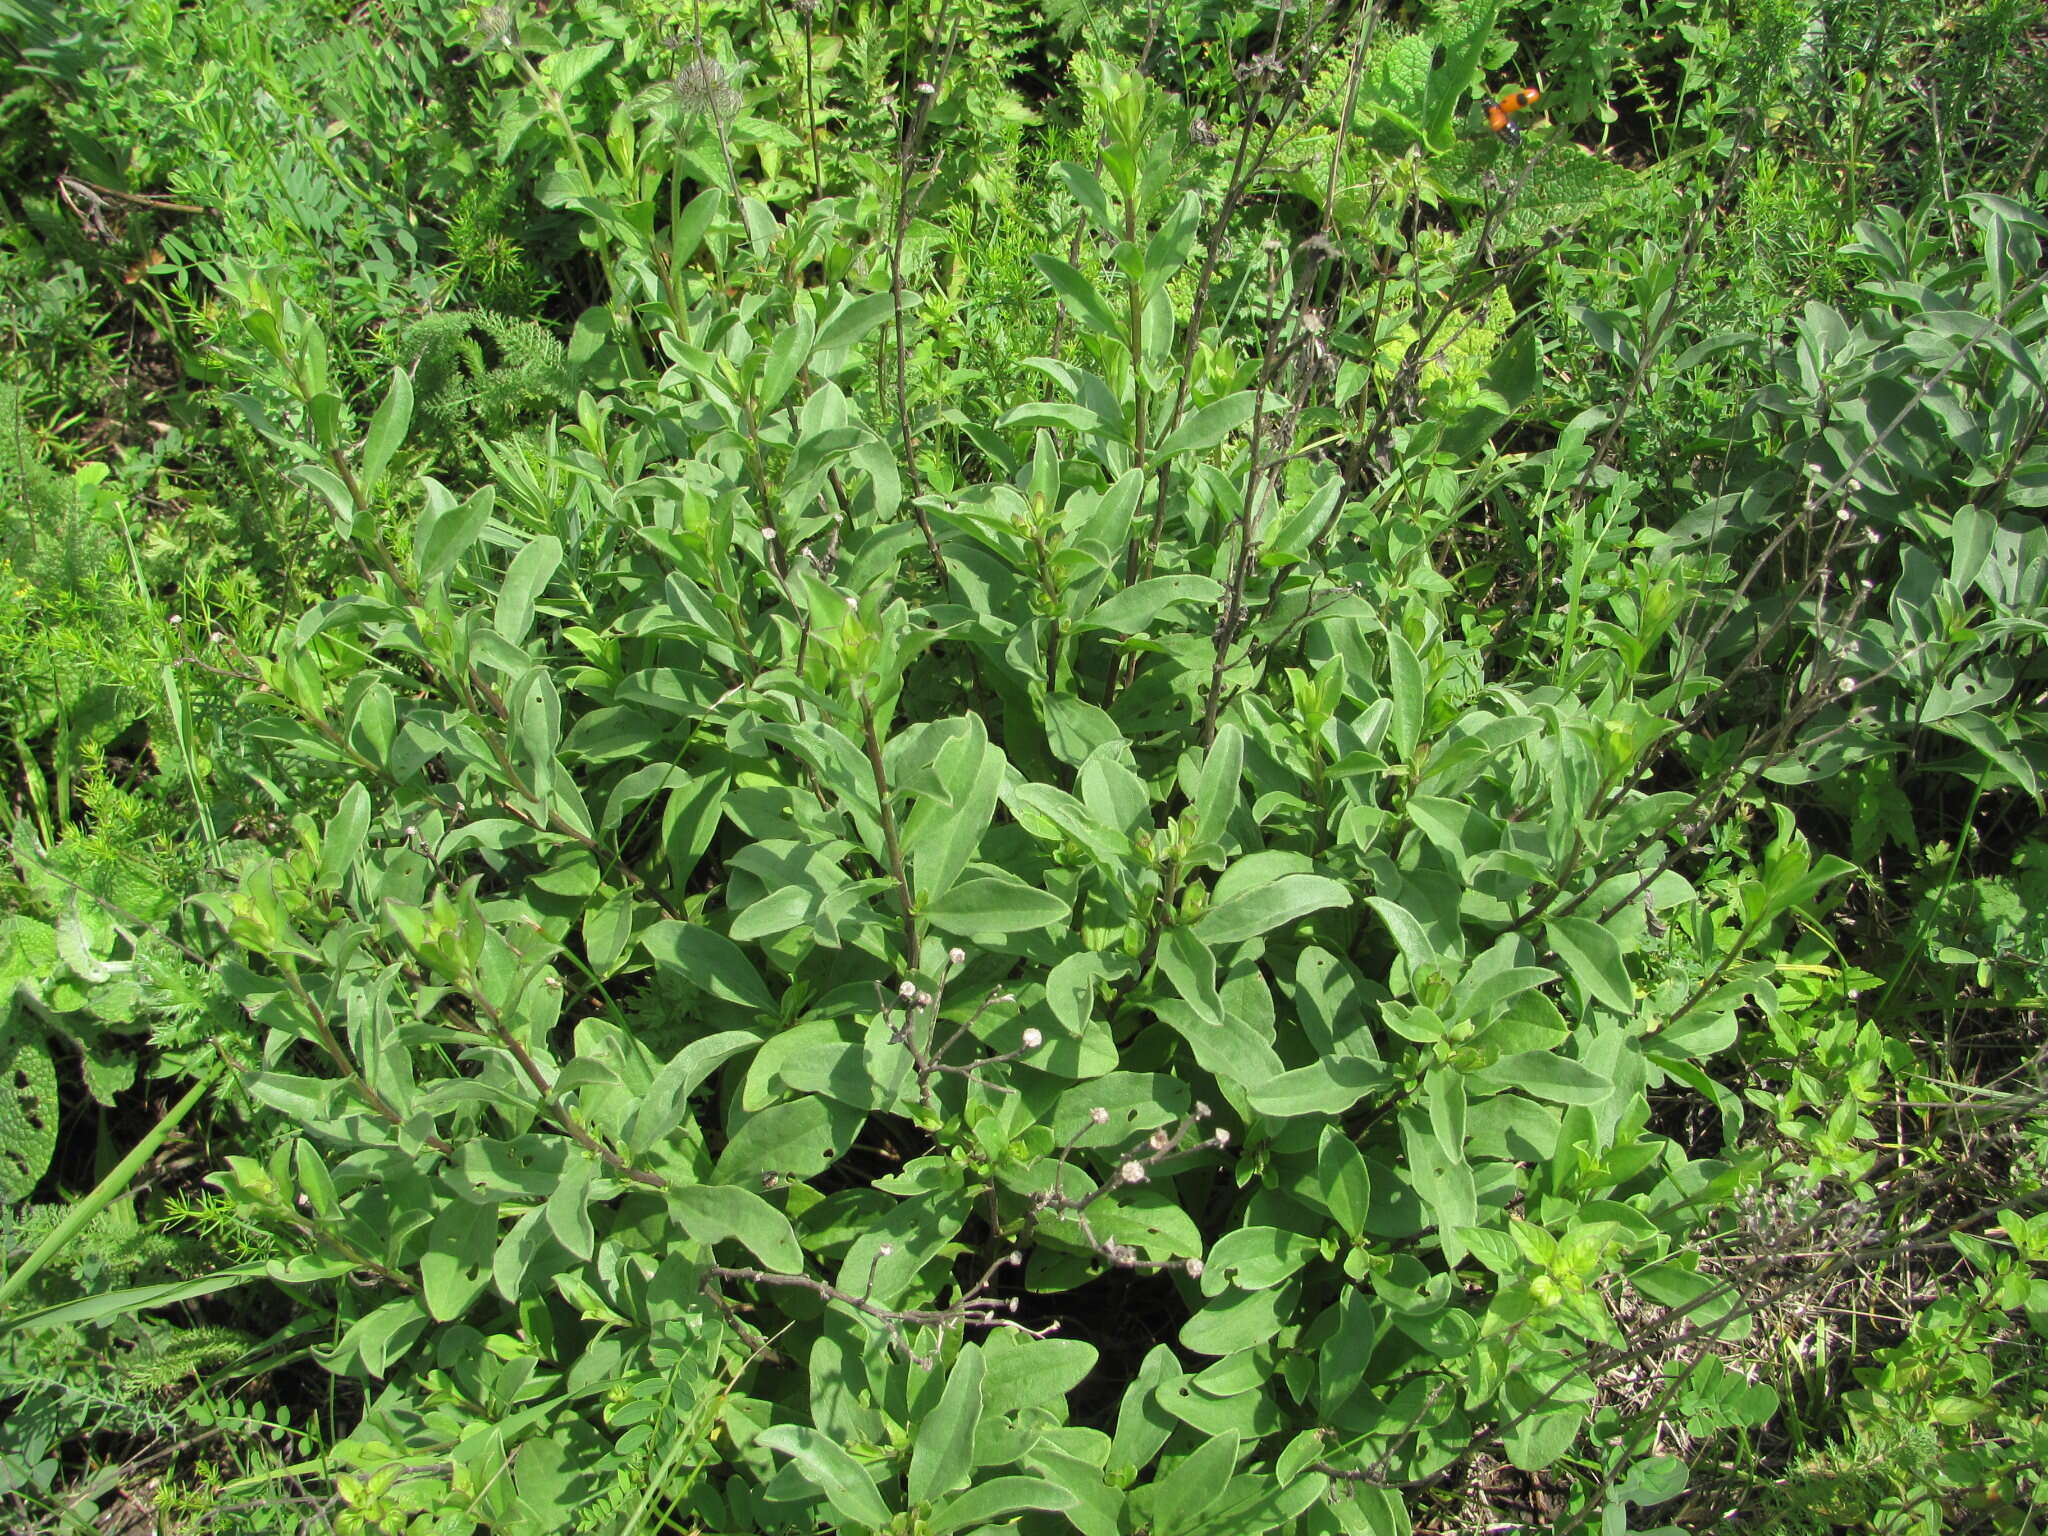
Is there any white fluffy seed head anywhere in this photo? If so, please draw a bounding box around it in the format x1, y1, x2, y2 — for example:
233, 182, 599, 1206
1089, 1107, 1110, 1125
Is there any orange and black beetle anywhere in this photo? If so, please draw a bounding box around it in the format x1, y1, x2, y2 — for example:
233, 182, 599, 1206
1484, 86, 1542, 146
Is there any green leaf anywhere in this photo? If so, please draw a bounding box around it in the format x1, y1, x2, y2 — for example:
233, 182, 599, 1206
906, 715, 1003, 905
546, 1150, 596, 1260
643, 921, 774, 1011
1154, 392, 1256, 460
930, 1476, 1077, 1535
1316, 1289, 1377, 1417
909, 1342, 985, 1506
1180, 1280, 1299, 1357
670, 185, 722, 265
627, 1031, 761, 1155
1033, 253, 1122, 337
1, 1263, 270, 1331
999, 401, 1109, 435
492, 1206, 558, 1301
1246, 1056, 1388, 1118
1468, 1050, 1614, 1106
361, 366, 413, 489
714, 1096, 862, 1186
317, 782, 371, 889
1931, 709, 2041, 799
413, 479, 494, 581
1406, 795, 1494, 871
1198, 1226, 1314, 1294
1545, 916, 1635, 1013
760, 298, 816, 414
1501, 1374, 1588, 1471
420, 1198, 497, 1321
1193, 873, 1348, 945
1153, 1431, 1240, 1536
1401, 1112, 1476, 1253
495, 535, 563, 645
1081, 575, 1225, 635
1308, 1128, 1371, 1240
1190, 724, 1244, 859
813, 291, 899, 355
757, 1424, 893, 1530
337, 1296, 428, 1379
670, 1183, 805, 1273
1364, 895, 1439, 975
1615, 1455, 1689, 1508
924, 872, 1069, 935
1386, 630, 1424, 763
1054, 162, 1115, 234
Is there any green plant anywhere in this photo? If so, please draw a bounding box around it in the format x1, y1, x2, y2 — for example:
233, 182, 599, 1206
5, 2, 2048, 1532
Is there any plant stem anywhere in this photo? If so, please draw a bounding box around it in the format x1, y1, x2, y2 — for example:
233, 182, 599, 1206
860, 693, 922, 972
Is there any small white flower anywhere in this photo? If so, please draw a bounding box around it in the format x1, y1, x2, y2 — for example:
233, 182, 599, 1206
1212, 1128, 1231, 1148
948, 947, 966, 966
1119, 1160, 1147, 1185
1021, 1028, 1043, 1049
1185, 1258, 1205, 1279
1089, 1107, 1110, 1125
898, 980, 918, 1000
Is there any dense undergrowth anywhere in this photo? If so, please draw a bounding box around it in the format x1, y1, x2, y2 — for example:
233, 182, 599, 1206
3, 0, 2048, 1531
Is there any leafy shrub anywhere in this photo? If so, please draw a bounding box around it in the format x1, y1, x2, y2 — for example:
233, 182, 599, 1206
3, 1, 2047, 1532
